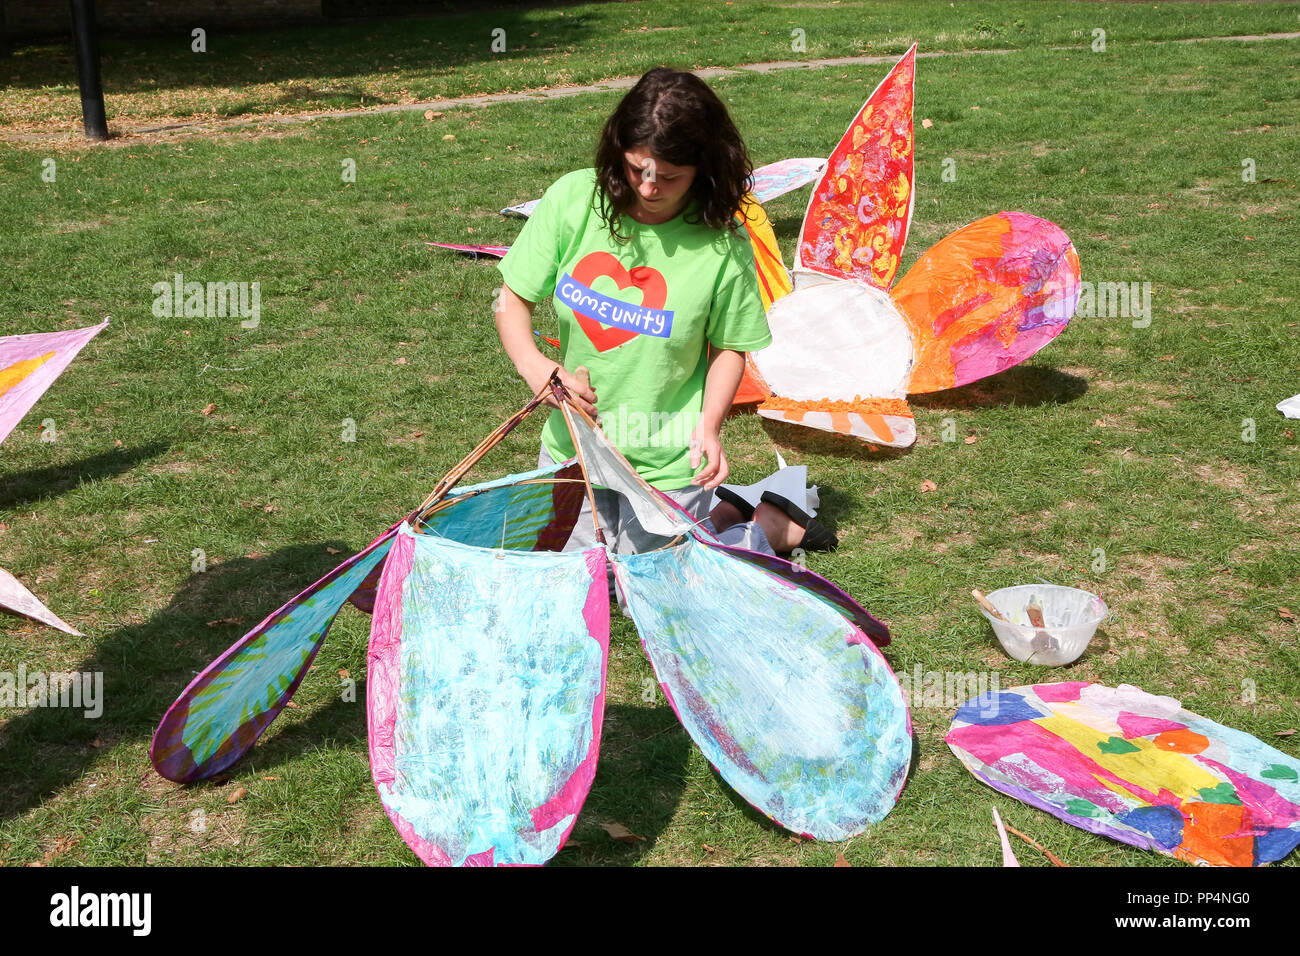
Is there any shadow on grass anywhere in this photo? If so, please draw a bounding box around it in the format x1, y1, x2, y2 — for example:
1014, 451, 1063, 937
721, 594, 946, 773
0, 441, 168, 511
6, 11, 599, 96
0, 541, 351, 823
911, 365, 1088, 410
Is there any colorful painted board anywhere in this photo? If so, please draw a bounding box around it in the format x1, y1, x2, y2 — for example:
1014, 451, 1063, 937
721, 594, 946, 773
750, 47, 1081, 446
946, 682, 1300, 867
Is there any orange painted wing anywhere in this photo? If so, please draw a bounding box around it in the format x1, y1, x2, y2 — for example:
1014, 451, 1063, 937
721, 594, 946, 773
732, 194, 790, 405
893, 212, 1081, 394
796, 44, 915, 290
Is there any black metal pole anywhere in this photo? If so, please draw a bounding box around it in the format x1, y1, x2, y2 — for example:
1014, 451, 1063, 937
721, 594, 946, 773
69, 0, 107, 140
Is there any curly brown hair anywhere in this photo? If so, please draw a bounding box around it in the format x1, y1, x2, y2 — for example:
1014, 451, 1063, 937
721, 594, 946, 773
594, 67, 753, 242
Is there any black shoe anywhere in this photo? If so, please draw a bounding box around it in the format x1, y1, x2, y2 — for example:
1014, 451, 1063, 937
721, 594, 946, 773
713, 486, 755, 522
759, 491, 839, 552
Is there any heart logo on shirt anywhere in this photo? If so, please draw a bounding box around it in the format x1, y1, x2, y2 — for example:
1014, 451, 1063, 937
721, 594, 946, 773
570, 252, 668, 352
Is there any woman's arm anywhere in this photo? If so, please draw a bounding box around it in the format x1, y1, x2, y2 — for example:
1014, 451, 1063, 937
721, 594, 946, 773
689, 348, 745, 488
494, 282, 597, 415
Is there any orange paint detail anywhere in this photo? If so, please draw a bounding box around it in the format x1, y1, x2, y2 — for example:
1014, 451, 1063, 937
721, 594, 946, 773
1174, 802, 1253, 868
758, 394, 912, 419
829, 411, 853, 434
1153, 729, 1210, 755
0, 351, 56, 399
862, 413, 894, 443
733, 354, 772, 405
892, 215, 1019, 393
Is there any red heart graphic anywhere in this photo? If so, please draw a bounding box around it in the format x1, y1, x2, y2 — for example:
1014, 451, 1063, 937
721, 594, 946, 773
569, 252, 668, 352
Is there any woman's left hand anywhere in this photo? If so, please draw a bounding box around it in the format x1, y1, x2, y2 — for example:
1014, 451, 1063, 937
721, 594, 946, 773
689, 420, 728, 488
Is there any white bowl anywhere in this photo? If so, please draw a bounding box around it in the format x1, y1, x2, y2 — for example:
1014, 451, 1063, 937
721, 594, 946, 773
980, 584, 1108, 666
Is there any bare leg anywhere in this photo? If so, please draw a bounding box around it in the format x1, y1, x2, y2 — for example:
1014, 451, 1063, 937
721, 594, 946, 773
709, 500, 746, 534
753, 502, 805, 553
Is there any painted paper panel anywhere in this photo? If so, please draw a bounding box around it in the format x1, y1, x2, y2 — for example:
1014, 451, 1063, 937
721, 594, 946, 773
368, 528, 609, 866
0, 567, 82, 636
946, 682, 1300, 866
151, 529, 397, 783
0, 320, 107, 446
617, 538, 911, 840
893, 212, 1081, 394
796, 44, 915, 289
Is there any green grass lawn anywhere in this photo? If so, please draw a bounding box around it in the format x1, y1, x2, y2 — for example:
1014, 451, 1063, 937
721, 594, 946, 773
0, 1, 1297, 866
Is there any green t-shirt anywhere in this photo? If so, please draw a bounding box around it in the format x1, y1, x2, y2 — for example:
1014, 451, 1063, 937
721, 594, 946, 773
499, 169, 771, 490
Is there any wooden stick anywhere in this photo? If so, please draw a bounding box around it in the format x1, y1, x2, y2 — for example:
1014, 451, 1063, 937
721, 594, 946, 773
1003, 822, 1069, 867
971, 589, 1010, 623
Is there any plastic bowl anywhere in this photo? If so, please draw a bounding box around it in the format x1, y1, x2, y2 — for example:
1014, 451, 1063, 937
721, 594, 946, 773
980, 584, 1108, 666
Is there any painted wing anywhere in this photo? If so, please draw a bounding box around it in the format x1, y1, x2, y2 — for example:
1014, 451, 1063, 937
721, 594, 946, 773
893, 211, 1081, 393
946, 682, 1300, 867
426, 241, 511, 259
796, 44, 915, 289
617, 538, 911, 840
750, 157, 826, 204
368, 527, 609, 866
150, 527, 398, 783
0, 319, 107, 446
0, 567, 82, 635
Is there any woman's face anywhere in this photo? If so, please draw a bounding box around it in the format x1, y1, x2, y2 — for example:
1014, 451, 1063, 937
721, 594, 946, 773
623, 146, 696, 224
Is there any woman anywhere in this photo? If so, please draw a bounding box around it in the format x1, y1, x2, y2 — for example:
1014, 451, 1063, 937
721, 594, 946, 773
494, 67, 824, 557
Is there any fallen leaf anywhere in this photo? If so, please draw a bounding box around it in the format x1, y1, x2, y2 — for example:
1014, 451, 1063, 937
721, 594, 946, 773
919, 479, 938, 493
1157, 355, 1175, 361
1093, 419, 1109, 427
1276, 729, 1296, 737
206, 617, 245, 627
285, 700, 299, 709
970, 105, 980, 111
921, 118, 933, 128
114, 439, 123, 447
338, 668, 350, 678
1244, 236, 1255, 241
600, 822, 646, 843
394, 357, 408, 365
261, 775, 278, 781
442, 134, 455, 141
263, 504, 276, 513
226, 787, 247, 804
964, 435, 977, 444
411, 431, 424, 439
91, 738, 103, 748
423, 109, 435, 120
244, 552, 266, 560
326, 547, 341, 554
1280, 607, 1295, 622
834, 852, 852, 867
200, 403, 216, 416
702, 843, 717, 853
0, 523, 7, 532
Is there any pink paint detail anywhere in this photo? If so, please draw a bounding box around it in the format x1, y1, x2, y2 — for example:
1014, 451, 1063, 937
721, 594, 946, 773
949, 322, 1063, 387
529, 549, 611, 836
931, 291, 993, 337
463, 848, 496, 867
1116, 713, 1188, 739
951, 719, 1152, 814
1035, 681, 1090, 704
1200, 757, 1300, 829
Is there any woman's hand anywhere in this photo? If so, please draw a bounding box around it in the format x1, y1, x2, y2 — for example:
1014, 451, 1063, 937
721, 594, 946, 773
495, 282, 597, 416
689, 417, 728, 488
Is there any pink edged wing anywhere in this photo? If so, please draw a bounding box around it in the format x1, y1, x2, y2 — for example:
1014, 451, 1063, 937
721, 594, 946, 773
892, 211, 1082, 394
795, 44, 915, 289
367, 527, 610, 866
150, 525, 399, 783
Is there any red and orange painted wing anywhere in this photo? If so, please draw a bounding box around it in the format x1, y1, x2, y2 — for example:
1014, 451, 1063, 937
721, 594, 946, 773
892, 211, 1081, 394
795, 44, 915, 290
